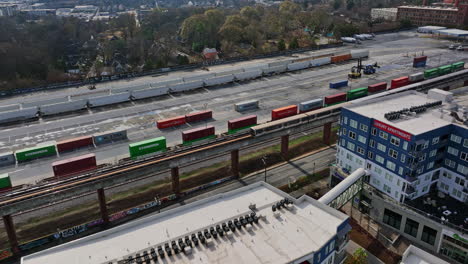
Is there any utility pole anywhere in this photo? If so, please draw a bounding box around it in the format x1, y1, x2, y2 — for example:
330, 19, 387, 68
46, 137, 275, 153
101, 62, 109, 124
262, 156, 268, 182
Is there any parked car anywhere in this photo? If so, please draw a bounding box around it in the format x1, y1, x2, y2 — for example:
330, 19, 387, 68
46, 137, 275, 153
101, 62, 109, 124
449, 44, 456, 50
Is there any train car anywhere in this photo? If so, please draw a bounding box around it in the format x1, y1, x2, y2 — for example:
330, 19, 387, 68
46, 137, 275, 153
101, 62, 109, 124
15, 143, 57, 162
330, 54, 352, 63
271, 105, 298, 121
182, 126, 215, 145
93, 129, 128, 146
390, 76, 410, 89
129, 136, 167, 159
324, 93, 347, 106
409, 72, 424, 83
185, 110, 212, 123
56, 136, 94, 153
228, 115, 257, 134
0, 173, 12, 191
367, 82, 387, 93
438, 65, 453, 75
52, 153, 97, 178
157, 116, 186, 129
298, 99, 323, 113
329, 80, 348, 89
452, 61, 465, 71
347, 87, 368, 101
424, 68, 440, 79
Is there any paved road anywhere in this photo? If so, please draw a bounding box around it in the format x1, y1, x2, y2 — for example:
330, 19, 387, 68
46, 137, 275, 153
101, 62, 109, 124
0, 30, 466, 186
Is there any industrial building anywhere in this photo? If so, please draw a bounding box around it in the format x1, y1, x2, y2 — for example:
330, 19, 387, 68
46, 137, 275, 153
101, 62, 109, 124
396, 0, 468, 27
20, 182, 351, 264
371, 8, 398, 21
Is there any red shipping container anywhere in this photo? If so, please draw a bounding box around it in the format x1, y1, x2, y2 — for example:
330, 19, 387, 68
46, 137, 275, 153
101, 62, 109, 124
324, 93, 347, 105
331, 54, 352, 63
185, 110, 213, 123
228, 115, 257, 130
413, 56, 427, 63
390, 76, 409, 89
52, 153, 97, 177
56, 136, 94, 153
182, 125, 215, 142
157, 116, 186, 129
368, 82, 387, 93
271, 105, 298, 121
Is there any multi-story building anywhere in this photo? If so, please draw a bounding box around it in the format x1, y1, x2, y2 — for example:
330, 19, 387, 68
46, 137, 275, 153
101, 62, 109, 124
0, 3, 17, 16
397, 0, 468, 27
371, 8, 398, 22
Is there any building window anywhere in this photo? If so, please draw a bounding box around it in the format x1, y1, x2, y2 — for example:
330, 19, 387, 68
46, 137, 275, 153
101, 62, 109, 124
421, 226, 437, 246
341, 139, 346, 147
346, 153, 353, 161
386, 161, 396, 171
349, 131, 356, 140
448, 147, 459, 156
450, 134, 462, 144
343, 116, 348, 125
464, 139, 468, 148
432, 137, 439, 145
429, 149, 436, 157
455, 177, 465, 187
368, 151, 374, 159
377, 143, 387, 152
389, 149, 398, 159
427, 162, 434, 170
342, 128, 347, 136
398, 167, 403, 175
383, 209, 402, 230
347, 142, 355, 152
371, 128, 377, 136
403, 141, 408, 150
445, 159, 456, 168
457, 164, 467, 175
370, 139, 376, 148
379, 131, 388, 140
400, 154, 406, 163
461, 152, 468, 162
376, 155, 384, 164
390, 136, 400, 147
423, 141, 429, 149
358, 135, 367, 144
359, 123, 368, 132
350, 119, 358, 129
418, 154, 426, 162
383, 184, 392, 194
357, 147, 365, 155
404, 218, 419, 238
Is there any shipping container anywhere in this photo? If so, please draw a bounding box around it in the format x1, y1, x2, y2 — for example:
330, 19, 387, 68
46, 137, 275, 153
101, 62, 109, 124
185, 110, 212, 123
235, 100, 259, 112
93, 129, 128, 146
129, 137, 167, 158
424, 68, 440, 79
367, 82, 387, 93
324, 93, 347, 106
0, 173, 11, 190
23, 97, 68, 108
413, 56, 427, 63
331, 54, 352, 63
157, 116, 186, 129
228, 115, 257, 134
413, 61, 426, 68
52, 153, 97, 177
15, 143, 57, 162
56, 136, 94, 153
298, 99, 323, 113
0, 152, 15, 167
409, 72, 425, 83
350, 49, 369, 59
40, 99, 87, 116
438, 65, 453, 75
329, 80, 348, 89
182, 126, 215, 145
347, 87, 368, 101
88, 92, 130, 107
271, 105, 298, 121
452, 61, 465, 71
0, 107, 38, 124
390, 76, 410, 89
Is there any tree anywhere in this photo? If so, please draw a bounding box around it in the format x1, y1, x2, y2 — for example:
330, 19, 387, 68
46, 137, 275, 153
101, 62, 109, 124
288, 37, 299, 49
333, 0, 342, 10
399, 18, 413, 29
279, 1, 301, 14
278, 39, 286, 51
350, 248, 367, 264
346, 0, 355, 10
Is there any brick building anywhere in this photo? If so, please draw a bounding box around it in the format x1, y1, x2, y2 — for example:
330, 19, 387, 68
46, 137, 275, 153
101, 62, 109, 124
397, 0, 468, 27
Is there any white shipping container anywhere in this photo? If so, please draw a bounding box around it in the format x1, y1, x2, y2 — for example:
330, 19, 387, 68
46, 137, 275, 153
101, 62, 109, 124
263, 65, 287, 75
268, 60, 292, 67
350, 49, 369, 59
409, 72, 424, 82
215, 69, 244, 76
40, 100, 87, 116
22, 97, 69, 108
287, 61, 309, 71
150, 78, 183, 88
0, 104, 20, 113
243, 64, 268, 72
234, 70, 262, 81
169, 81, 204, 92
88, 92, 130, 107
309, 57, 331, 67
112, 84, 149, 94
203, 75, 234, 86
0, 107, 38, 124
131, 87, 169, 100
183, 73, 214, 82
70, 89, 110, 101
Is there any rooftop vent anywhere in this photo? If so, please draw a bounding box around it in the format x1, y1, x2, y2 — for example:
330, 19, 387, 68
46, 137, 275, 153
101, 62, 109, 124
384, 101, 442, 121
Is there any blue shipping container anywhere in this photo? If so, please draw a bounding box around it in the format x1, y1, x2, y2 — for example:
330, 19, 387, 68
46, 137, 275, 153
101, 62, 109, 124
413, 61, 426, 68
329, 80, 348, 89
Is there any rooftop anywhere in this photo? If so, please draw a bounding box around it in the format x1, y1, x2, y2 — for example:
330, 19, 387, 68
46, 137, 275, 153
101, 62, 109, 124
398, 5, 458, 11
437, 28, 468, 37
401, 245, 450, 264
21, 182, 348, 264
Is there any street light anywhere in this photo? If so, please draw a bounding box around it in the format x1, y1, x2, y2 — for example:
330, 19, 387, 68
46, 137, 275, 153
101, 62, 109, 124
262, 156, 268, 182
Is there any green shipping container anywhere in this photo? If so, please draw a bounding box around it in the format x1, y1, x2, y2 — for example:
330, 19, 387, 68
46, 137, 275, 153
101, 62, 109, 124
424, 68, 440, 79
0, 173, 11, 189
347, 87, 368, 101
15, 144, 57, 162
438, 65, 453, 75
129, 136, 166, 159
452, 61, 465, 71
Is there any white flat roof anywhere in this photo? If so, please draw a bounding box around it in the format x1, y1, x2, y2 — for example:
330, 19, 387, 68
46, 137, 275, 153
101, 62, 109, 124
348, 91, 453, 135
418, 26, 447, 30
437, 29, 468, 37
401, 245, 450, 264
21, 182, 348, 264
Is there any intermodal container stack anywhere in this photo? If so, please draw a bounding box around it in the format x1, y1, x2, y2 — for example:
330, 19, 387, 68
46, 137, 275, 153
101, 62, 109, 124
324, 93, 347, 106
329, 80, 348, 89
15, 144, 57, 162
331, 54, 352, 63
368, 82, 387, 93
271, 105, 298, 121
129, 137, 167, 159
390, 76, 410, 89
157, 116, 186, 129
52, 154, 97, 177
185, 110, 212, 123
182, 126, 215, 145
424, 68, 440, 79
413, 56, 427, 68
0, 173, 11, 190
56, 136, 94, 153
228, 115, 257, 134
347, 87, 368, 101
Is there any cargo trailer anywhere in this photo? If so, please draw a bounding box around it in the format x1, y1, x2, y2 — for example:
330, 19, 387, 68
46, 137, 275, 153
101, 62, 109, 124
228, 115, 257, 134
271, 105, 298, 121
15, 144, 57, 162
367, 82, 387, 93
298, 99, 323, 113
329, 80, 348, 89
129, 137, 167, 159
52, 154, 97, 177
56, 136, 94, 153
185, 110, 212, 123
390, 76, 410, 89
331, 54, 352, 63
157, 116, 186, 129
182, 126, 215, 145
324, 93, 347, 106
0, 173, 11, 190
424, 68, 440, 79
347, 87, 368, 100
